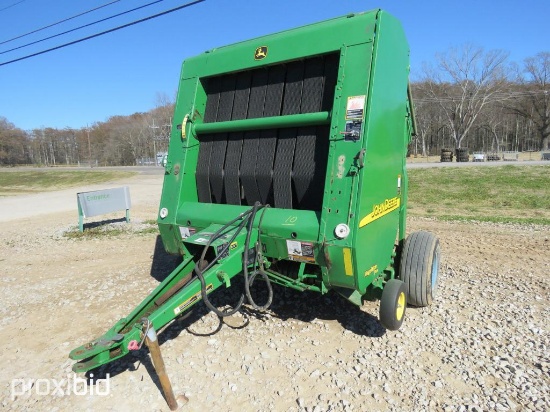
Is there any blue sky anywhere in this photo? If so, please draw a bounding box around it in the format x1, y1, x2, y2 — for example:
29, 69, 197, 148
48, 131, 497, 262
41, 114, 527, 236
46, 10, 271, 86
0, 0, 548, 131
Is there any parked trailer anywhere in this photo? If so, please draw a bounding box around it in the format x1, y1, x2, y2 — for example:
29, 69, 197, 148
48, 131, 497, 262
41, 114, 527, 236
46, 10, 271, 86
502, 151, 519, 161
473, 152, 485, 162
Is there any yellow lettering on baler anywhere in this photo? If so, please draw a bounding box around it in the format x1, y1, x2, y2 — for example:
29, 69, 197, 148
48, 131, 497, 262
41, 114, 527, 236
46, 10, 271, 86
359, 197, 400, 228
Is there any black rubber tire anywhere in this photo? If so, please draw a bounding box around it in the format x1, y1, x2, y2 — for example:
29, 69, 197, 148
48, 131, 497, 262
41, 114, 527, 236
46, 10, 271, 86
399, 231, 441, 307
379, 279, 407, 331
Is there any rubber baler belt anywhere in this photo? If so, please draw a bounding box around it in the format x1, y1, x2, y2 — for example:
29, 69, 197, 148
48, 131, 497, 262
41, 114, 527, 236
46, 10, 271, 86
240, 131, 261, 206
195, 126, 328, 211
255, 129, 277, 205
196, 135, 213, 202
293, 126, 328, 210
209, 133, 227, 204
203, 52, 338, 121
196, 52, 338, 210
224, 132, 243, 205
272, 128, 297, 209
281, 61, 304, 115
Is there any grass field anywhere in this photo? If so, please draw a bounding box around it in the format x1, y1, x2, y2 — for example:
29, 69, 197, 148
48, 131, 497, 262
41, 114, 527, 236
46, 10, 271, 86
407, 165, 550, 225
0, 169, 136, 195
1, 166, 548, 225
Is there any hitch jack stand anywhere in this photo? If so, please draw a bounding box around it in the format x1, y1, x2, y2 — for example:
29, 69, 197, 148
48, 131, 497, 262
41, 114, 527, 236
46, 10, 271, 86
145, 326, 185, 410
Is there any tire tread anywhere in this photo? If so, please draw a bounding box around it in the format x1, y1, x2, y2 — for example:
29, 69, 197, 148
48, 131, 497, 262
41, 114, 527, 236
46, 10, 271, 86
399, 231, 439, 307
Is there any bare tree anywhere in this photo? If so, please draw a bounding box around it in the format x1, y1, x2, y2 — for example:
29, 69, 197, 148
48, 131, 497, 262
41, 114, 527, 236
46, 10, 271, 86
421, 44, 510, 148
478, 101, 508, 152
507, 52, 550, 150
412, 99, 434, 156
0, 117, 29, 165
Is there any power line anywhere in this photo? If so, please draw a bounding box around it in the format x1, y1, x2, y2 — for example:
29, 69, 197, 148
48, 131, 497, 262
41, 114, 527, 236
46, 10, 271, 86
0, 0, 121, 46
0, 0, 205, 67
1, 0, 167, 55
0, 0, 25, 13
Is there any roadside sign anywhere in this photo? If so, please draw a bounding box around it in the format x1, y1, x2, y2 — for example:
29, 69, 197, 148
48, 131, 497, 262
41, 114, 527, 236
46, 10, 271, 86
77, 187, 131, 232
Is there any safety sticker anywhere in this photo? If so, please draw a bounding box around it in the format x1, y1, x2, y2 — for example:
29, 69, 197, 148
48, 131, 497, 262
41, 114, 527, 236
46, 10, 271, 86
345, 120, 362, 141
179, 226, 196, 239
174, 284, 213, 315
216, 243, 229, 259
346, 95, 366, 120
286, 240, 315, 263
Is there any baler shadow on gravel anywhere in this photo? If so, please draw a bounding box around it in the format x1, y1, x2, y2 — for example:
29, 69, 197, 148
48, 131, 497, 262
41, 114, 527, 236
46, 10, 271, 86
70, 8, 440, 382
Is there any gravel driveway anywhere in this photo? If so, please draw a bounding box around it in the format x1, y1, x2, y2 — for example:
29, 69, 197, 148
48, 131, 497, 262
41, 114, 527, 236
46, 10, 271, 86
0, 170, 548, 411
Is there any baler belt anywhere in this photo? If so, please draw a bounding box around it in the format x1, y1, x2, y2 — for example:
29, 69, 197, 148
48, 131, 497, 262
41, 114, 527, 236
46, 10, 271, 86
196, 126, 328, 210
293, 127, 317, 208
247, 69, 268, 118
240, 131, 261, 206
203, 53, 338, 122
203, 78, 220, 123
255, 129, 277, 205
209, 133, 227, 203
196, 135, 213, 202
264, 65, 285, 117
273, 128, 297, 209
224, 132, 244, 204
232, 71, 252, 120
217, 74, 236, 122
197, 52, 337, 210
321, 53, 339, 112
282, 61, 304, 115
294, 126, 329, 210
301, 57, 324, 113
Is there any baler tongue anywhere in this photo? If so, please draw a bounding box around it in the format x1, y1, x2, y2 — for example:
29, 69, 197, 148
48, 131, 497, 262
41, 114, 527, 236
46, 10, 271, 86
69, 222, 257, 372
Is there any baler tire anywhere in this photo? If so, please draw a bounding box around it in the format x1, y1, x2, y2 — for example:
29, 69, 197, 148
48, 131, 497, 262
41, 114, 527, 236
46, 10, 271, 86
399, 231, 441, 307
379, 279, 407, 331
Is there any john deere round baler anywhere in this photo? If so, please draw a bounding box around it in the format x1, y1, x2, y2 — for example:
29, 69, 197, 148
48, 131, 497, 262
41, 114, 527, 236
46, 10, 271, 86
71, 8, 441, 377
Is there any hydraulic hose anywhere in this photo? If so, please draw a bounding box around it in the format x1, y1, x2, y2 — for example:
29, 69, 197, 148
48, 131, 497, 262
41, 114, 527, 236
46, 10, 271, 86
193, 201, 274, 317
193, 209, 252, 317
243, 202, 273, 311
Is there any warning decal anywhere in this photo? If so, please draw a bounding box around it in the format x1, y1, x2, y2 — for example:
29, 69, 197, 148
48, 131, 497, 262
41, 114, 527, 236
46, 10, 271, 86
174, 284, 213, 315
286, 240, 315, 263
346, 95, 366, 120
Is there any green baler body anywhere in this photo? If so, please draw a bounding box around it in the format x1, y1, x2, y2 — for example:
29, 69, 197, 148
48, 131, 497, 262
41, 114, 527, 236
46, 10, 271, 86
158, 9, 413, 297
69, 9, 415, 373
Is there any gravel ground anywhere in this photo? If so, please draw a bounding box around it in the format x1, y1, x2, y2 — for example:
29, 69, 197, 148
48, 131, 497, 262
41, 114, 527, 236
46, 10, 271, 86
0, 173, 548, 412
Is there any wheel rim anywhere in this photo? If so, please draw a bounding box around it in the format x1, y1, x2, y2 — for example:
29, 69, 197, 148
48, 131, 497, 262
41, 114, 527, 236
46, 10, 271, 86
431, 246, 440, 296
395, 291, 405, 321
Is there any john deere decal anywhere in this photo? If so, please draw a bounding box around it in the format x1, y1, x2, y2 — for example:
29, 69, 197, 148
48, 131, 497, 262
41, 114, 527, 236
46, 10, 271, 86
359, 197, 400, 227
254, 46, 268, 60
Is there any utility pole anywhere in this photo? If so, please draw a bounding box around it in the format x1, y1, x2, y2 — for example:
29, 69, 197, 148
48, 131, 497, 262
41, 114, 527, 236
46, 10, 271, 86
87, 124, 92, 168
150, 119, 159, 166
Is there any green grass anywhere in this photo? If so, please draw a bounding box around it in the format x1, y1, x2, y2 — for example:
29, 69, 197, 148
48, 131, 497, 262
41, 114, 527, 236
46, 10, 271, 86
0, 169, 136, 195
408, 165, 550, 225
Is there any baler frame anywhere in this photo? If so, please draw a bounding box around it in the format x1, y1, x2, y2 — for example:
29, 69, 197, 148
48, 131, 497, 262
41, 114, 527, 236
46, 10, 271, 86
70, 9, 440, 394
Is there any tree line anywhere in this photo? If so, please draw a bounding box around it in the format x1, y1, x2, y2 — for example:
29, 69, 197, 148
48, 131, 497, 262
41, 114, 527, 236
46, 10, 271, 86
0, 48, 548, 167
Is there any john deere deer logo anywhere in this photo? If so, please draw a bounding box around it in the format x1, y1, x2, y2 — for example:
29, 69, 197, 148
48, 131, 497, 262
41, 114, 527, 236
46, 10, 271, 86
254, 46, 268, 60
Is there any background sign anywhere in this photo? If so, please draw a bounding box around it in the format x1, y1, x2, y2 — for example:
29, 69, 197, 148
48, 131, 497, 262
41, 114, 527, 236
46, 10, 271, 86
77, 187, 131, 231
